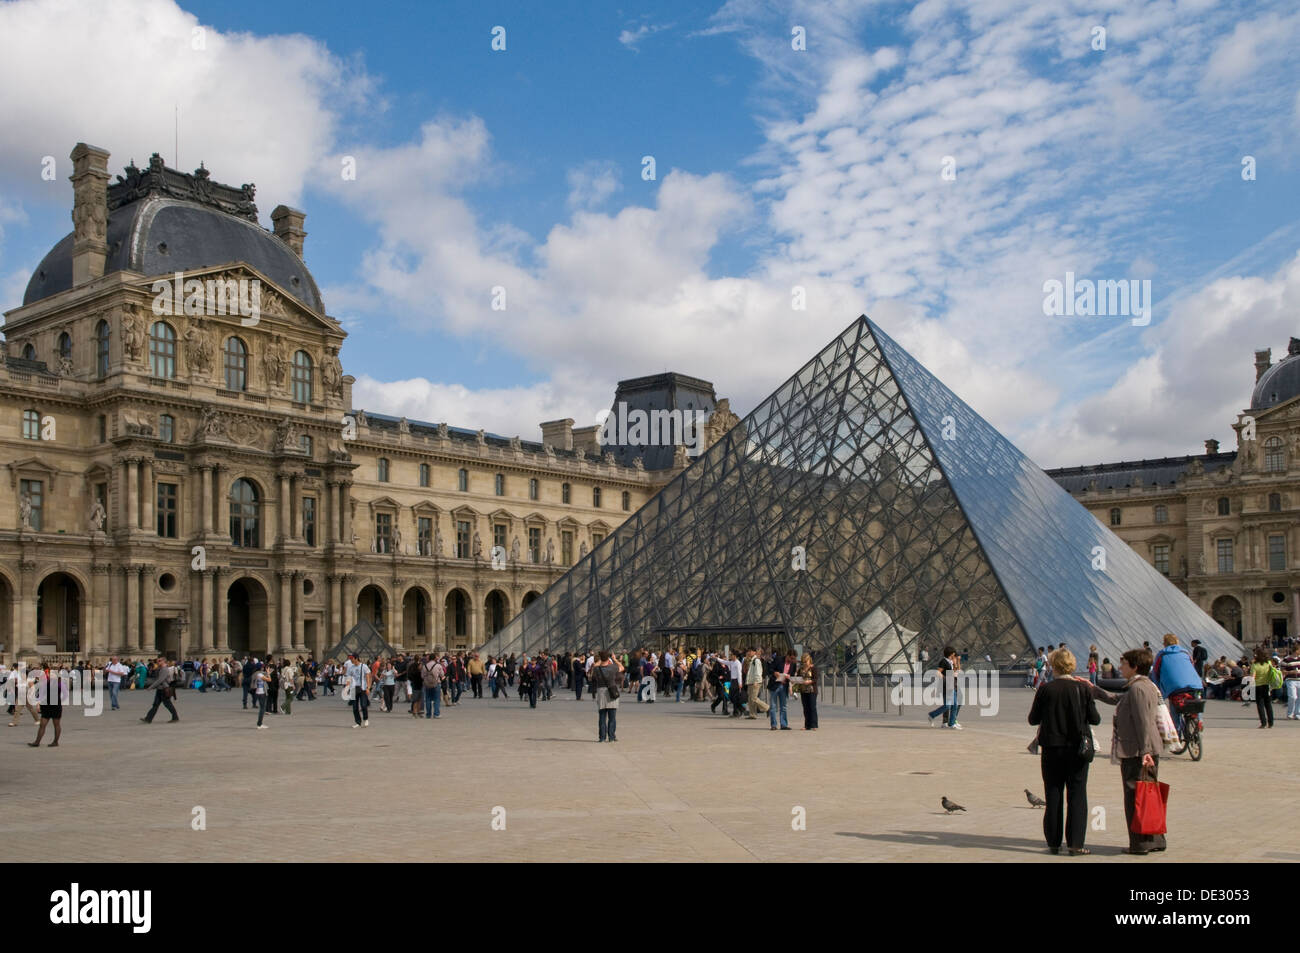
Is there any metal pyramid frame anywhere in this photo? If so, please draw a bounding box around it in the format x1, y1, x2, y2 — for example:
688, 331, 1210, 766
477, 316, 1242, 672
324, 619, 398, 663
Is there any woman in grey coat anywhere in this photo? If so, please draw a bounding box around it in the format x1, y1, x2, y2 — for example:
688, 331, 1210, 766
1113, 647, 1166, 855
591, 651, 624, 742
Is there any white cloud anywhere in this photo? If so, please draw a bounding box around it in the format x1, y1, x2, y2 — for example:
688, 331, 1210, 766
0, 0, 375, 219
565, 161, 621, 210
618, 22, 671, 51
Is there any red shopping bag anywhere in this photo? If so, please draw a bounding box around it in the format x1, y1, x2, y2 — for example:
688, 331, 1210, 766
1131, 773, 1170, 835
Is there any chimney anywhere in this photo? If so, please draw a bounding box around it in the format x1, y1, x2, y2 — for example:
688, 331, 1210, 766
1205, 438, 1220, 455
271, 205, 307, 258
1255, 348, 1272, 381
540, 418, 574, 451
69, 142, 111, 286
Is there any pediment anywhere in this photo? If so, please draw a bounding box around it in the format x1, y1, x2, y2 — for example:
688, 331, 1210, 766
132, 263, 342, 336
367, 495, 401, 512
7, 457, 60, 490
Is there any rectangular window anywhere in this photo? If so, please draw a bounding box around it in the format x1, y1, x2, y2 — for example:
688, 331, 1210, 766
156, 482, 178, 538
562, 530, 573, 565
528, 527, 541, 563
1269, 534, 1286, 572
418, 517, 432, 556
1217, 538, 1234, 574
98, 414, 107, 443
456, 520, 471, 559
494, 523, 508, 553
1153, 544, 1170, 576
302, 496, 316, 547
592, 532, 605, 548
20, 479, 43, 531
159, 414, 174, 444
375, 512, 392, 554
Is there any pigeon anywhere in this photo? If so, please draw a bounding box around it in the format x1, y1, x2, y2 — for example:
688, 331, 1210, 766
1025, 789, 1046, 808
941, 796, 966, 814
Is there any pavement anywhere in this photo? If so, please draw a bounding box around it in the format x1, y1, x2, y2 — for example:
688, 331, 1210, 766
4, 679, 1297, 862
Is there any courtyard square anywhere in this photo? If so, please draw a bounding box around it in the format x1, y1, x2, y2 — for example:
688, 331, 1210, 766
5, 681, 1296, 863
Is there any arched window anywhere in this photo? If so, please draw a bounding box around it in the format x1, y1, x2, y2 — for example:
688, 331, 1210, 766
95, 319, 110, 378
149, 321, 176, 378
561, 482, 571, 504
1109, 507, 1121, 526
223, 337, 248, 391
593, 487, 602, 508
378, 458, 390, 482
622, 490, 630, 511
57, 332, 72, 364
1269, 492, 1282, 512
1217, 496, 1231, 516
458, 468, 468, 492
159, 414, 175, 443
495, 473, 505, 496
229, 479, 260, 548
529, 478, 539, 501
1154, 505, 1167, 524
419, 463, 430, 487
21, 343, 35, 360
292, 350, 313, 403
1264, 437, 1284, 472
21, 409, 40, 440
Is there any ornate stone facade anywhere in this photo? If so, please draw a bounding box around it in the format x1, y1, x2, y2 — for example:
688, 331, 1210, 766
1048, 350, 1300, 651
0, 147, 729, 663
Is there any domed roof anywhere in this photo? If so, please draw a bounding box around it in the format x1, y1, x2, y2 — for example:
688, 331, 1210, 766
1251, 338, 1300, 410
23, 155, 323, 314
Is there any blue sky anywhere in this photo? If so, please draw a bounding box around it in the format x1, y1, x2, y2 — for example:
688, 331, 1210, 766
1, 0, 1298, 466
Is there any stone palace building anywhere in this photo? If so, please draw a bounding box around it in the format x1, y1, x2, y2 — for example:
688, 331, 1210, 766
1047, 342, 1300, 651
0, 144, 736, 663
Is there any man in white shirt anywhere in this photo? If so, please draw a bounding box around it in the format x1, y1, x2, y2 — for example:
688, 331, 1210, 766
344, 654, 371, 727
727, 653, 745, 718
104, 656, 130, 711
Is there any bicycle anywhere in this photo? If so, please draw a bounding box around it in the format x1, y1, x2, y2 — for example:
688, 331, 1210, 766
1167, 692, 1204, 761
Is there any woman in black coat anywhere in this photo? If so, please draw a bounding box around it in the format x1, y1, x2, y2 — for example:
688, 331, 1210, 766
1027, 648, 1100, 855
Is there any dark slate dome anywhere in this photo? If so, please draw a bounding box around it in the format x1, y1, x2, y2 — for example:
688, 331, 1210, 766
23, 154, 323, 314
1251, 338, 1300, 410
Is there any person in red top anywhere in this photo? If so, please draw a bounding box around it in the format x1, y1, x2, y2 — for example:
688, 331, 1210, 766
768, 649, 796, 730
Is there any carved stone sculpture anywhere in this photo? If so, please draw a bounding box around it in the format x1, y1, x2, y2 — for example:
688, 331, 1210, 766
511, 537, 521, 562
321, 347, 343, 398
183, 318, 214, 376
545, 538, 555, 564
398, 417, 410, 435
201, 406, 226, 438
391, 527, 402, 554
579, 541, 589, 559
19, 493, 33, 530
87, 500, 106, 534
472, 531, 483, 559
263, 334, 287, 388
274, 417, 298, 451
121, 311, 145, 363
434, 527, 444, 556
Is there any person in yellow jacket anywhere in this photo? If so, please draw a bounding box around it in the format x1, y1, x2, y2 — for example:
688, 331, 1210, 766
1250, 647, 1279, 728
468, 653, 486, 698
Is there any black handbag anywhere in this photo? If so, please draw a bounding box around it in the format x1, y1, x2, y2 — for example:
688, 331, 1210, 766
1076, 681, 1096, 763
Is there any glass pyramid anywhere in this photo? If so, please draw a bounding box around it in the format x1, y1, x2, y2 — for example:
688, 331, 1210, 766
478, 316, 1242, 672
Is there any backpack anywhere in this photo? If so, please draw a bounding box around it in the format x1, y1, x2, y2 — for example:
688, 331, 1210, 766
597, 664, 619, 700
423, 662, 442, 686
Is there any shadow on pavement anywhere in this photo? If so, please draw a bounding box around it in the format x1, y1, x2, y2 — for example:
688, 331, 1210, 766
834, 829, 1102, 856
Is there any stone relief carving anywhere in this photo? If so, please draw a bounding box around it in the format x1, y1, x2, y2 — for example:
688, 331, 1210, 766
87, 500, 106, 534
263, 334, 287, 389
183, 318, 214, 376
121, 310, 146, 363
321, 347, 343, 399
201, 406, 227, 439
274, 418, 298, 451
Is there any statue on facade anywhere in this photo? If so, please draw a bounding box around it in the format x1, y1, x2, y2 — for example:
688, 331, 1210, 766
672, 444, 689, 468
57, 354, 75, 377
87, 500, 106, 534
434, 527, 445, 556
398, 417, 410, 435
579, 540, 589, 559
476, 429, 487, 447
121, 311, 145, 363
1197, 552, 1207, 575
510, 435, 521, 452
632, 456, 644, 471
321, 346, 343, 398
391, 526, 402, 554
511, 536, 521, 562
705, 398, 741, 447
273, 417, 298, 451
472, 531, 483, 559
201, 406, 226, 438
545, 538, 555, 564
19, 492, 33, 530
183, 318, 214, 376
437, 422, 449, 440
263, 334, 287, 388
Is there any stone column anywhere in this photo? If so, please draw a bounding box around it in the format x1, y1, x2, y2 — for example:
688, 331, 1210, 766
200, 465, 214, 534
329, 574, 342, 648
142, 460, 155, 534
277, 570, 292, 654
140, 565, 155, 654
90, 565, 110, 657
195, 569, 209, 653
292, 571, 306, 651
325, 482, 336, 545
342, 575, 356, 632
109, 565, 124, 652
124, 566, 139, 654
215, 466, 230, 541
341, 485, 354, 547
277, 474, 290, 544
16, 561, 38, 657
123, 458, 137, 532
214, 569, 228, 653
